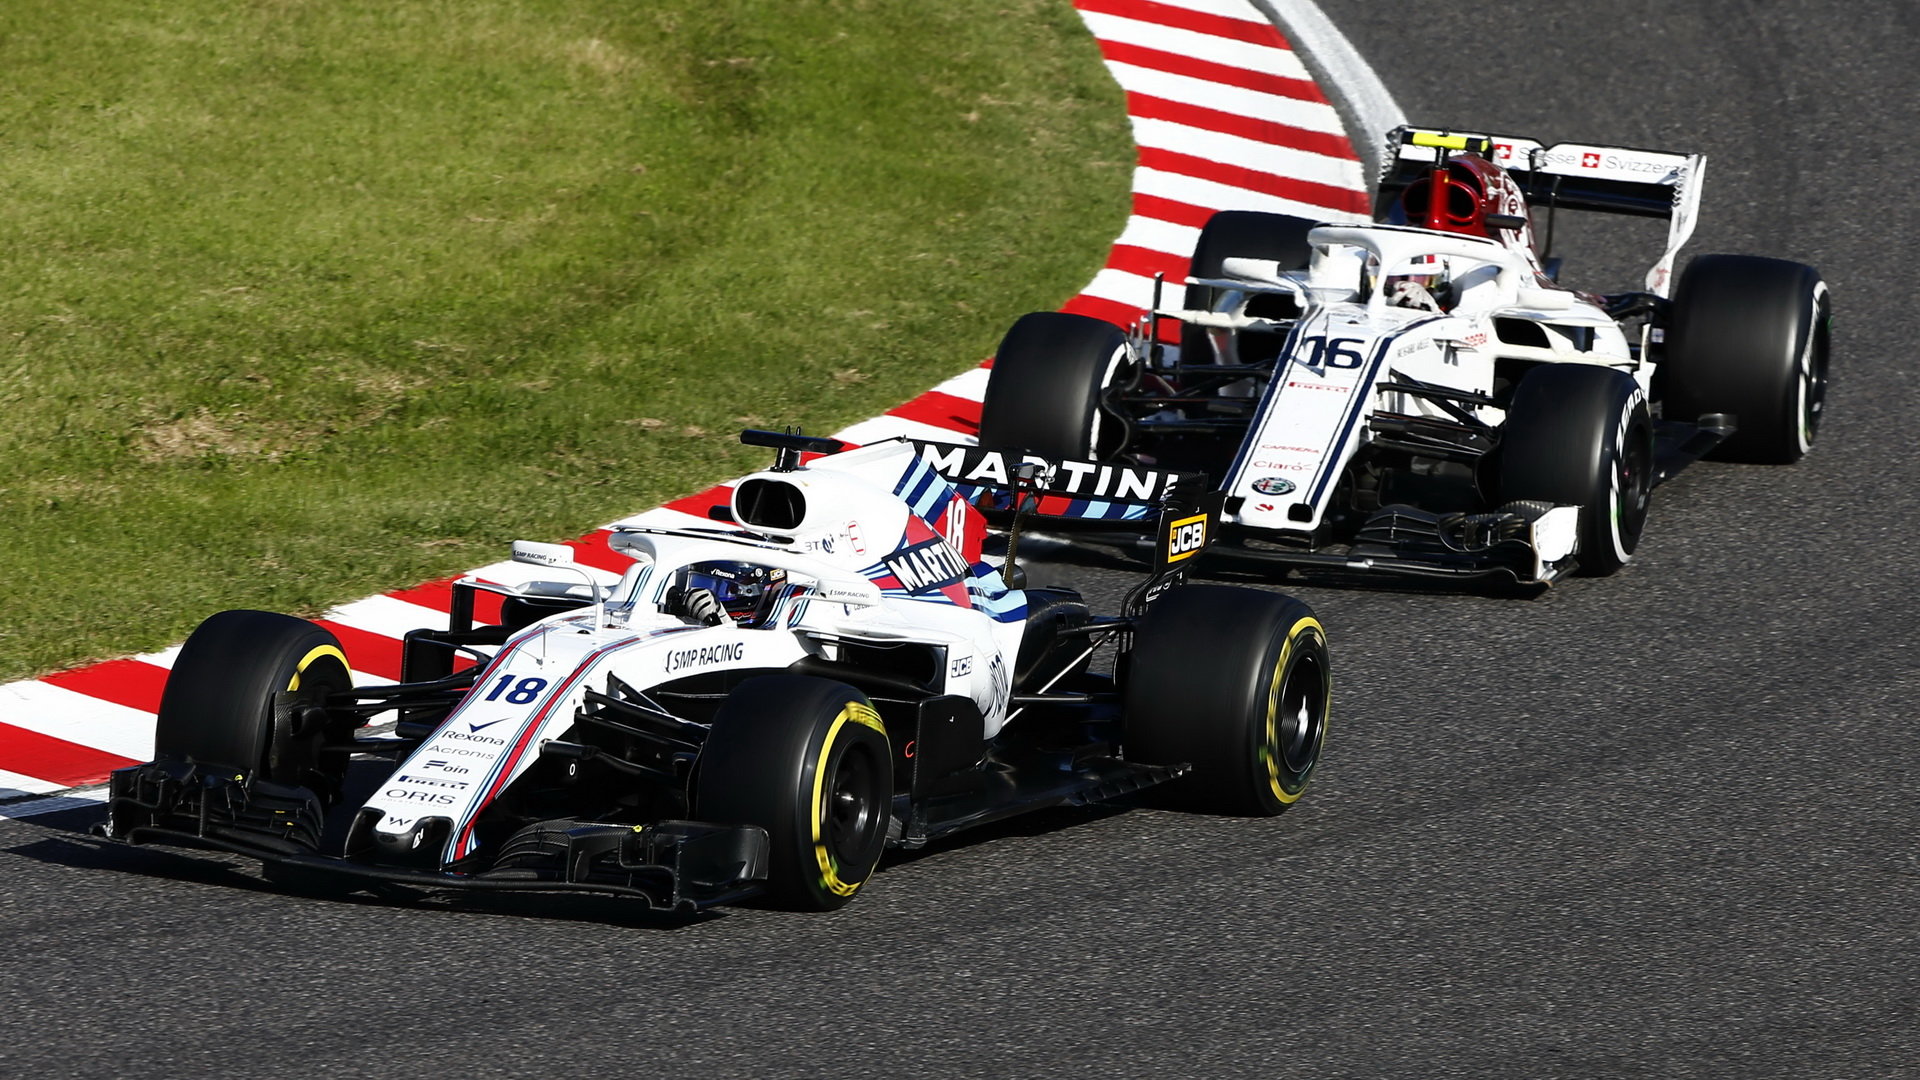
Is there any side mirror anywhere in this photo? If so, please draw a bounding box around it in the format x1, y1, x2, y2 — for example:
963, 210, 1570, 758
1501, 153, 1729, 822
1515, 286, 1576, 311
511, 540, 578, 568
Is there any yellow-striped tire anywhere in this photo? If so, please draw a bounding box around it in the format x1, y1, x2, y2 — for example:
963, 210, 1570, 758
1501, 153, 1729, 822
1123, 585, 1330, 816
153, 609, 355, 799
695, 675, 892, 911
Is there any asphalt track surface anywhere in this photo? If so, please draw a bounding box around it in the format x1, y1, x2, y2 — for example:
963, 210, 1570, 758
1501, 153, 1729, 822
4, 4, 1916, 1077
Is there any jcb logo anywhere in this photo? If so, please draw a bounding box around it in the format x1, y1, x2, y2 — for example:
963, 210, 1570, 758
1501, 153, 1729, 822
1167, 513, 1207, 563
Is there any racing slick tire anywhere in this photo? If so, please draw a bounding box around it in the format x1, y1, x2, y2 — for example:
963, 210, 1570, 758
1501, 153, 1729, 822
1498, 363, 1654, 577
152, 609, 356, 801
695, 675, 892, 911
977, 310, 1131, 461
1663, 254, 1831, 464
1123, 585, 1330, 816
1181, 210, 1316, 365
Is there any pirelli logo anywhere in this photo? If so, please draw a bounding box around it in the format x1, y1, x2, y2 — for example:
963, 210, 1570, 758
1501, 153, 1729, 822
1166, 512, 1208, 563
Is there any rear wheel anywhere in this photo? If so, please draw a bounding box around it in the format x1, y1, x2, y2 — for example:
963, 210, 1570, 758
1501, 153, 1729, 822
1123, 585, 1330, 816
1181, 211, 1316, 364
695, 675, 892, 911
1663, 253, 1831, 463
1499, 364, 1653, 577
153, 609, 356, 800
977, 310, 1132, 460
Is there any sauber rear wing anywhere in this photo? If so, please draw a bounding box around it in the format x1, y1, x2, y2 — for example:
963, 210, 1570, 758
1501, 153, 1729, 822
1378, 126, 1705, 295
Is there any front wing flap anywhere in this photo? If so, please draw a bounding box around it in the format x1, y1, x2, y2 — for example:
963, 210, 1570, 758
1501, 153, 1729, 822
96, 761, 768, 913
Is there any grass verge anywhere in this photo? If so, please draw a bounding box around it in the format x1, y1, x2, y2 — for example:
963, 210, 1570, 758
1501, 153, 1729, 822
0, 0, 1131, 681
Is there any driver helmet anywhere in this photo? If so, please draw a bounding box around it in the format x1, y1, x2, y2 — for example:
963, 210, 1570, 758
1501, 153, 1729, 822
679, 561, 787, 625
1383, 254, 1451, 311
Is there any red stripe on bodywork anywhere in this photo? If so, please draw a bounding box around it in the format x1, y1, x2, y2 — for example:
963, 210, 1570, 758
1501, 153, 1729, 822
39, 659, 170, 715
0, 722, 138, 788
452, 630, 663, 857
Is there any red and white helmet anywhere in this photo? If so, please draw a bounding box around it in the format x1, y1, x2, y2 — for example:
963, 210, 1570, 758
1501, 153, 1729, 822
1388, 152, 1540, 265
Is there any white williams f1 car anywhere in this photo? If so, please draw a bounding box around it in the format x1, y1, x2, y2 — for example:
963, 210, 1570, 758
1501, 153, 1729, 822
99, 431, 1331, 913
978, 127, 1833, 583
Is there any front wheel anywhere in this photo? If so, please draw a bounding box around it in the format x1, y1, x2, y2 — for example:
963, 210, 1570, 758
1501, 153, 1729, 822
1123, 585, 1330, 815
1499, 364, 1654, 577
1181, 210, 1316, 364
152, 609, 356, 800
694, 675, 893, 911
977, 310, 1132, 461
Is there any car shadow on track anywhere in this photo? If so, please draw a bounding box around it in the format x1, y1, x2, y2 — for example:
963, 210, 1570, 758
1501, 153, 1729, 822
2, 803, 726, 930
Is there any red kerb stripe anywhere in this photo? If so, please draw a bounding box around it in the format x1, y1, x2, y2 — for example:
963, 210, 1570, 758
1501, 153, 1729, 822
661, 485, 734, 520
0, 722, 138, 788
1095, 39, 1323, 102
1106, 242, 1190, 283
1127, 92, 1357, 160
39, 658, 170, 715
313, 620, 406, 682
1133, 191, 1228, 229
888, 391, 982, 436
1076, 0, 1285, 47
1137, 146, 1371, 215
386, 578, 505, 628
566, 531, 638, 574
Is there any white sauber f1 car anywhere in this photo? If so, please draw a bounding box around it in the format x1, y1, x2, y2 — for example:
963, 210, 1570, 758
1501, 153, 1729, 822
99, 431, 1331, 913
978, 127, 1833, 582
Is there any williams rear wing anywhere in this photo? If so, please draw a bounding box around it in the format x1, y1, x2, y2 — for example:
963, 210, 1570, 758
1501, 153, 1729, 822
1378, 126, 1705, 295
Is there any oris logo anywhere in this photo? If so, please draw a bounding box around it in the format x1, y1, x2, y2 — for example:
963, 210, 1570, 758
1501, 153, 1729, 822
384, 788, 458, 805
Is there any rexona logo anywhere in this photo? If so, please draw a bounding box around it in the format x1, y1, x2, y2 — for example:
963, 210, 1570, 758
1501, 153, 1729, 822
664, 641, 745, 673
441, 730, 507, 747
1166, 512, 1208, 563
884, 538, 970, 594
912, 441, 1178, 502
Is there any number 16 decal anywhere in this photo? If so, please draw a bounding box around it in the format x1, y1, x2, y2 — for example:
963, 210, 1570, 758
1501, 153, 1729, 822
1300, 336, 1367, 370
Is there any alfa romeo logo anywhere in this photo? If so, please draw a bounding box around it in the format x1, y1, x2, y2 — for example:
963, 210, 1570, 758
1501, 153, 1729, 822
1251, 477, 1295, 496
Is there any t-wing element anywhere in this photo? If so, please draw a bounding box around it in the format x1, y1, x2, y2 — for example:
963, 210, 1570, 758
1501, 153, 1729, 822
740, 428, 849, 472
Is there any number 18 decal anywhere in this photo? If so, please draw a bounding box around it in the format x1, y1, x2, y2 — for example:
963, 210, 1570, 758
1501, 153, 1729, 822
482, 675, 549, 704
